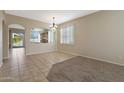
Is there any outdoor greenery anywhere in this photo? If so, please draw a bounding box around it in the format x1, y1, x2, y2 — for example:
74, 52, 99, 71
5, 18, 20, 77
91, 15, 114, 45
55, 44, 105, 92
12, 35, 23, 46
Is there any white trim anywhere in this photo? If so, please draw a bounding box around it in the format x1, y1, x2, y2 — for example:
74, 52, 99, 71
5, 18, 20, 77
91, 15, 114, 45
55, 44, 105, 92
59, 50, 124, 66
26, 50, 57, 56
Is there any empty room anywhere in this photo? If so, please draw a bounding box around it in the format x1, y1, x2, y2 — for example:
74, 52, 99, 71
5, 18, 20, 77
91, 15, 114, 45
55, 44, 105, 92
0, 10, 124, 82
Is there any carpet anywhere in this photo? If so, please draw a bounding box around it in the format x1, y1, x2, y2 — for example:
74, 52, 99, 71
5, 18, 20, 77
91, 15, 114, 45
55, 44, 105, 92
47, 56, 124, 82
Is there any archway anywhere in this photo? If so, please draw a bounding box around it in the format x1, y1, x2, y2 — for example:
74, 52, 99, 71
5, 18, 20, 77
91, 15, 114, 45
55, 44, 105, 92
8, 24, 26, 58
8, 24, 26, 48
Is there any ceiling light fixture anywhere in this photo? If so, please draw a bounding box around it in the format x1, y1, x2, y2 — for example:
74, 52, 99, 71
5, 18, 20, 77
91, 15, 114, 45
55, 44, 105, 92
50, 17, 58, 32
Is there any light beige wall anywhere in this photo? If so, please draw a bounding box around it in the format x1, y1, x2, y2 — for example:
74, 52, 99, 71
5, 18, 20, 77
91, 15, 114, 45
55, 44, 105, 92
0, 11, 4, 66
58, 11, 124, 65
3, 14, 56, 58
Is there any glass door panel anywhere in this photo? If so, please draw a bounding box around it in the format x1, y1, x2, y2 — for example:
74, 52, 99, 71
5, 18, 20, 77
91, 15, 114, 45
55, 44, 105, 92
12, 32, 24, 48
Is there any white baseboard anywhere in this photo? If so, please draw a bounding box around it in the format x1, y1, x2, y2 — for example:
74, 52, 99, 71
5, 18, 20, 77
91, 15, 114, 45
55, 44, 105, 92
26, 50, 57, 56
59, 50, 124, 66
79, 54, 124, 66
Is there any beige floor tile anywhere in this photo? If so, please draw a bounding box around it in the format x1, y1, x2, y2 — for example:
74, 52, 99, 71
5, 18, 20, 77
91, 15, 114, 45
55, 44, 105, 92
1, 48, 74, 82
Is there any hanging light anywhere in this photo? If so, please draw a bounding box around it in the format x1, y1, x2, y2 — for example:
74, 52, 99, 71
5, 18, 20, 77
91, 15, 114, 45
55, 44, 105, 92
50, 17, 58, 32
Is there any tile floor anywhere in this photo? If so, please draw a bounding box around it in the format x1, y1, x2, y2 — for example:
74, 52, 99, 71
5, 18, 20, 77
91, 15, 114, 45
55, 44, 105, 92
0, 48, 74, 82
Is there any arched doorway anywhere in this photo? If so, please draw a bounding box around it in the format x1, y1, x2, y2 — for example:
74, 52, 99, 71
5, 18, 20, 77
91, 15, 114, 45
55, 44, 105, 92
8, 24, 25, 48
8, 24, 26, 58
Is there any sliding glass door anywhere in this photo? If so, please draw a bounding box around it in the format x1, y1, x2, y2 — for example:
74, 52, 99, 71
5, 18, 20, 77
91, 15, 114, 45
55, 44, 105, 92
12, 32, 25, 48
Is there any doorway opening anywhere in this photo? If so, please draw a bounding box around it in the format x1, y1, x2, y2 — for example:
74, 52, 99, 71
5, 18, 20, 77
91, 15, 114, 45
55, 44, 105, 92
8, 24, 26, 57
11, 32, 25, 48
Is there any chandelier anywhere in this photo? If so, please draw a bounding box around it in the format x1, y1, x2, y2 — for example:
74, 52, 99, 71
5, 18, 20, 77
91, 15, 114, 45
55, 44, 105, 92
50, 17, 58, 32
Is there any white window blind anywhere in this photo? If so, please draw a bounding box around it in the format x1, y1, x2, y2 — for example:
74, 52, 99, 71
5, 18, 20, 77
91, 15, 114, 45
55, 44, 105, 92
48, 31, 54, 43
60, 25, 74, 44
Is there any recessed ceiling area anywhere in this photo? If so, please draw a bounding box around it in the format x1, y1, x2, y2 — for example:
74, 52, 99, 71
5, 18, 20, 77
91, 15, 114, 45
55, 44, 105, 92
5, 10, 99, 24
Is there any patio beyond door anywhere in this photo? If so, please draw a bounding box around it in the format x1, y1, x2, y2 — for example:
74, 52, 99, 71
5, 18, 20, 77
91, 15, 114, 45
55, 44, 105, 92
12, 32, 25, 48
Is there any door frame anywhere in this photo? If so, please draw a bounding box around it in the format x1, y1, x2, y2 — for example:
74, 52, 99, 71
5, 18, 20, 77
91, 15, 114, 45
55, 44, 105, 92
10, 31, 25, 48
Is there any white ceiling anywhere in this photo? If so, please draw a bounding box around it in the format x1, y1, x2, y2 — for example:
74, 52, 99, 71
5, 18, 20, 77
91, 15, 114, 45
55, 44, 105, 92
5, 10, 99, 24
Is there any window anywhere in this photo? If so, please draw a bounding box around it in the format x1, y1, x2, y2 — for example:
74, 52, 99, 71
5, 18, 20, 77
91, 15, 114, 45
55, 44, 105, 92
48, 31, 54, 43
30, 31, 41, 43
60, 25, 74, 44
30, 28, 54, 43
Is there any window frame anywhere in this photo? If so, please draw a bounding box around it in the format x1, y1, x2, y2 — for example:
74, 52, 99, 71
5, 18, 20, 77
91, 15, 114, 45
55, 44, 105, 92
60, 25, 75, 45
30, 31, 41, 43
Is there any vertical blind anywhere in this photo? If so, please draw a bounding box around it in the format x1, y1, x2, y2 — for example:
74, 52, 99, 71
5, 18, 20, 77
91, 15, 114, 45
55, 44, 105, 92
48, 31, 54, 43
60, 25, 74, 44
